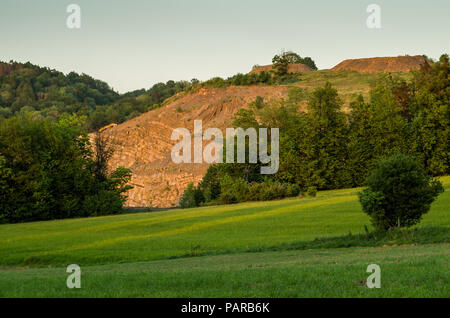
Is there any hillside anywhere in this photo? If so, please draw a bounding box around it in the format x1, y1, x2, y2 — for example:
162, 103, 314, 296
102, 85, 290, 207
0, 61, 119, 113
0, 58, 425, 208
249, 63, 312, 74
103, 69, 412, 207
332, 55, 431, 73
0, 61, 190, 131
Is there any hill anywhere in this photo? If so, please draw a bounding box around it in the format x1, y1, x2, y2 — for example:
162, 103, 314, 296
0, 60, 191, 131
331, 55, 431, 73
103, 70, 412, 207
0, 59, 424, 208
102, 85, 290, 207
0, 61, 119, 115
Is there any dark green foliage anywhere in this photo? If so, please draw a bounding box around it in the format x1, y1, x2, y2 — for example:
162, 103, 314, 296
299, 57, 318, 71
0, 61, 119, 121
407, 54, 450, 176
179, 183, 197, 208
179, 177, 300, 208
0, 115, 132, 223
302, 83, 351, 189
306, 186, 317, 197
0, 61, 191, 131
179, 183, 204, 208
349, 56, 449, 181
359, 154, 444, 230
191, 72, 275, 90
190, 70, 307, 91
218, 174, 249, 204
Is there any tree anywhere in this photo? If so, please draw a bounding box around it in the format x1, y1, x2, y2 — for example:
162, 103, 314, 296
272, 51, 299, 75
408, 54, 450, 176
179, 182, 203, 208
300, 57, 318, 71
348, 76, 410, 186
272, 50, 318, 75
302, 82, 351, 189
0, 114, 133, 223
359, 153, 444, 230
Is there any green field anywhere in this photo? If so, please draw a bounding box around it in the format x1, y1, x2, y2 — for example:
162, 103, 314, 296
0, 177, 449, 297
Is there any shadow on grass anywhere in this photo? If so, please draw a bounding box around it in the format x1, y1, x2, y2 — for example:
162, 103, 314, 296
20, 226, 449, 266
247, 226, 450, 253
178, 226, 449, 259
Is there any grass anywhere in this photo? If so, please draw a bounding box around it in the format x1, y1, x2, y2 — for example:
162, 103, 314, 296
0, 244, 448, 297
289, 69, 413, 106
0, 176, 448, 297
0, 177, 449, 267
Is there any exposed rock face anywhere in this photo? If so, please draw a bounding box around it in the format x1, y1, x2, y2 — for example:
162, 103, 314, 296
331, 55, 431, 73
249, 64, 312, 75
102, 85, 289, 207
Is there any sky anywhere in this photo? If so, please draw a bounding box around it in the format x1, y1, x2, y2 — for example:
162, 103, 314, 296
0, 0, 449, 93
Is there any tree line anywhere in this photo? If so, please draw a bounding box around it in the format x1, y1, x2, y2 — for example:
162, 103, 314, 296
0, 61, 192, 131
0, 114, 132, 223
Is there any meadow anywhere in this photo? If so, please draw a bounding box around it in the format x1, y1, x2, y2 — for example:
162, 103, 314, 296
0, 176, 448, 297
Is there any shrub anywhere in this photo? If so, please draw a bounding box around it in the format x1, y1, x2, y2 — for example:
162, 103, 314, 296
261, 181, 286, 201
179, 183, 201, 208
306, 186, 317, 197
0, 115, 133, 223
218, 175, 248, 204
82, 190, 123, 216
359, 154, 444, 230
247, 182, 264, 201
286, 183, 301, 197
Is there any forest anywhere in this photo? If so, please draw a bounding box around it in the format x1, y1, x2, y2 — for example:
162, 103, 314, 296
0, 60, 191, 131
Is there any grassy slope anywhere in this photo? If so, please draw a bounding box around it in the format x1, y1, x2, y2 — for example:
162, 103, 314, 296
0, 177, 448, 268
290, 70, 413, 106
0, 177, 448, 297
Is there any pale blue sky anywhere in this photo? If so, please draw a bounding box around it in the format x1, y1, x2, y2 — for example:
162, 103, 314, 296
1, 0, 449, 93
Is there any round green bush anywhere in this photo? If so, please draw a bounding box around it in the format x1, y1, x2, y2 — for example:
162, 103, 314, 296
358, 154, 444, 230
306, 186, 317, 197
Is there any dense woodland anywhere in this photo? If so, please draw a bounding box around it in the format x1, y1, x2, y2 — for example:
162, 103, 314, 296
181, 54, 450, 207
0, 114, 133, 223
0, 61, 191, 131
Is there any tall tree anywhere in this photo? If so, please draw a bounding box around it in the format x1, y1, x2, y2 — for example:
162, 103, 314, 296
302, 83, 351, 189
